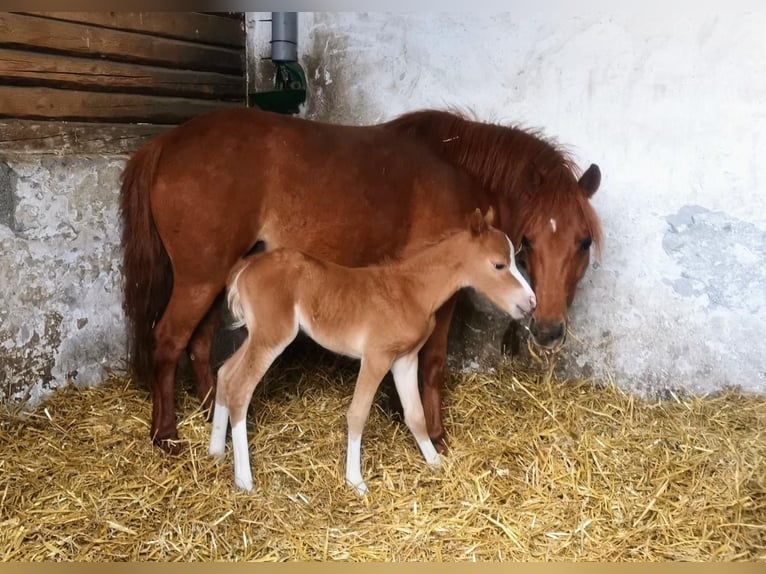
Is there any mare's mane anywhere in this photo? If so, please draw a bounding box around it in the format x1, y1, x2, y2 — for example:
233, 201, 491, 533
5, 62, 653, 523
385, 109, 602, 255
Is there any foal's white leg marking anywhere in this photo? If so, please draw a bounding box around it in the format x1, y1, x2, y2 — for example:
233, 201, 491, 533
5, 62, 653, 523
391, 355, 441, 467
550, 218, 557, 233
345, 433, 368, 496
231, 417, 253, 492
208, 401, 229, 457
344, 359, 390, 495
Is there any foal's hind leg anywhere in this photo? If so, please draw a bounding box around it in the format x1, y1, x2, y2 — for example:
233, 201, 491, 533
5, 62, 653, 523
227, 331, 296, 492
208, 340, 248, 458
188, 293, 223, 420
151, 279, 222, 454
391, 353, 441, 467
418, 295, 458, 453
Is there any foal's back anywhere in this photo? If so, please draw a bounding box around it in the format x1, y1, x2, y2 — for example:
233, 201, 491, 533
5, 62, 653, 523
233, 248, 431, 359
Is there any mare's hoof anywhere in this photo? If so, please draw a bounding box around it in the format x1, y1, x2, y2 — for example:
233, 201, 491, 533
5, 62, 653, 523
235, 477, 254, 492
152, 434, 184, 456
431, 433, 450, 454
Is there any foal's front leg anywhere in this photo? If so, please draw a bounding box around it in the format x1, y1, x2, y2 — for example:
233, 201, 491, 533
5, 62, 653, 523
345, 356, 392, 495
391, 353, 442, 467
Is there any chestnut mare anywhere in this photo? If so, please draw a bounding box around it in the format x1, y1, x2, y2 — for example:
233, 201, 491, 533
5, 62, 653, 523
209, 208, 536, 494
120, 106, 602, 454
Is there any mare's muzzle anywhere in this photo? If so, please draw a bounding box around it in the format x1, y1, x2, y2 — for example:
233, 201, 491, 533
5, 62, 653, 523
529, 318, 566, 349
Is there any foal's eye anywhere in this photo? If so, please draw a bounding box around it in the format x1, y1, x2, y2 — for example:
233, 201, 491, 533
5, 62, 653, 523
493, 262, 507, 271
579, 237, 593, 251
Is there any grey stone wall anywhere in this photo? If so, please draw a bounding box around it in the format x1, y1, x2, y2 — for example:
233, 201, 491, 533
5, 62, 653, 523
0, 155, 127, 404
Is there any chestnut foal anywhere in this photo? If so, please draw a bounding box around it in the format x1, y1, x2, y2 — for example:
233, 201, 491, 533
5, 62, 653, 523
208, 209, 536, 495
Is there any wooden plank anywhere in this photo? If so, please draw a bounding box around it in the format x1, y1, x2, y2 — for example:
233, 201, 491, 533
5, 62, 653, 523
21, 12, 245, 48
0, 48, 245, 100
0, 13, 243, 74
0, 86, 243, 124
199, 12, 244, 20
0, 119, 169, 155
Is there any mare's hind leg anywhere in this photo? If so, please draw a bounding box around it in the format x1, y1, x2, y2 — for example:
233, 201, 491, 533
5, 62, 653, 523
188, 293, 223, 420
152, 279, 222, 454
345, 355, 393, 495
418, 294, 458, 453
391, 353, 441, 467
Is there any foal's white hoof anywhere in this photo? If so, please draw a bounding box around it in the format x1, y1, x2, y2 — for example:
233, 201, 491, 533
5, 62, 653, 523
208, 444, 225, 458
235, 476, 254, 492
426, 455, 442, 468
347, 480, 369, 496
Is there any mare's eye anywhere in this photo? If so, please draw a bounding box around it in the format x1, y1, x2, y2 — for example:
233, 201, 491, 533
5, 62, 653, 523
579, 237, 593, 251
494, 262, 507, 271
520, 236, 532, 251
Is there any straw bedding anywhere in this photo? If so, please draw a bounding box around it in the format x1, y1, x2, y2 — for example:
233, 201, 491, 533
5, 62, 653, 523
1, 351, 764, 562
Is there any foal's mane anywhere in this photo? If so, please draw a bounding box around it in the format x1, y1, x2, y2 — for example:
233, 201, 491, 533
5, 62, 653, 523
384, 109, 602, 255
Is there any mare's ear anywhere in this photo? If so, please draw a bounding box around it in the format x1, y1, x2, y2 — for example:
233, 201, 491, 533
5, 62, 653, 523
578, 163, 601, 198
484, 206, 496, 226
469, 207, 488, 236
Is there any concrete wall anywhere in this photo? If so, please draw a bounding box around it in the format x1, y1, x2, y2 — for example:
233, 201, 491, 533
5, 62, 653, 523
248, 7, 766, 395
0, 154, 127, 404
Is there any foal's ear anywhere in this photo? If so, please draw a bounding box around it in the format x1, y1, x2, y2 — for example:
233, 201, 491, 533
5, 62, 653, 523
469, 207, 489, 236
484, 206, 496, 226
578, 163, 601, 198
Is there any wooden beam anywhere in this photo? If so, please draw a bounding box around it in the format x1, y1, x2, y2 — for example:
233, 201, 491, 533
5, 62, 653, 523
0, 13, 243, 74
0, 119, 169, 155
0, 48, 245, 100
0, 86, 243, 124
21, 12, 245, 48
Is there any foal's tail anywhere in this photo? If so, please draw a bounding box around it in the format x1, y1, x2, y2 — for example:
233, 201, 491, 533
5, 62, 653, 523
119, 139, 171, 388
226, 258, 252, 330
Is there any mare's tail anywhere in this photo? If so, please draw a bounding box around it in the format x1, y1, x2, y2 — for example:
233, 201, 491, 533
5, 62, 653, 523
119, 139, 172, 388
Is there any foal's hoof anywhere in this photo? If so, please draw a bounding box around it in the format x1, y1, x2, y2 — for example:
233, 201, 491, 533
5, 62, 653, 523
348, 480, 369, 496
235, 477, 254, 492
431, 433, 450, 454
152, 434, 184, 456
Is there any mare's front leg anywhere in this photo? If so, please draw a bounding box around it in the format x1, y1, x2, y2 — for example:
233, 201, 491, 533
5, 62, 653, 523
418, 295, 458, 453
152, 279, 222, 454
188, 294, 223, 420
391, 353, 441, 467
346, 356, 393, 495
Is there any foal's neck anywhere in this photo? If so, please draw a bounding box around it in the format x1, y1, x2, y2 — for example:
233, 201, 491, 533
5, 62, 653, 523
392, 231, 470, 314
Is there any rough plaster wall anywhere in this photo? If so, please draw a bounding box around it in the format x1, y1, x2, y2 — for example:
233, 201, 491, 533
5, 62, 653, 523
0, 156, 127, 404
248, 7, 766, 395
